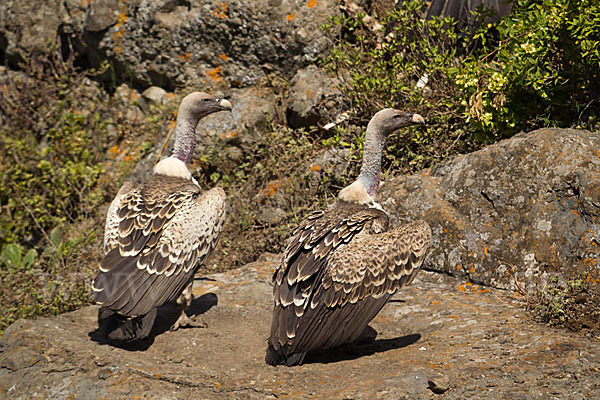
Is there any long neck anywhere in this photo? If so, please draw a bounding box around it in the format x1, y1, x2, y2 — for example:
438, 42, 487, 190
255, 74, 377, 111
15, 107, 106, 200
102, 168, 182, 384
357, 122, 385, 197
172, 114, 197, 164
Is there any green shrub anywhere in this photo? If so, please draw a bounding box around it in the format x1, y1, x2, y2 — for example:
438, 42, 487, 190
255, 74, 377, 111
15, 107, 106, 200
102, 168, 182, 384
0, 40, 167, 335
526, 276, 600, 336
455, 0, 600, 138
324, 0, 468, 171
0, 46, 111, 247
0, 243, 37, 273
323, 0, 600, 167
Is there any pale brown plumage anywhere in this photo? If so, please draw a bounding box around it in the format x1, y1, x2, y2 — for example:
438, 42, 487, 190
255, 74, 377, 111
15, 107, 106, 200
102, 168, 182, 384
92, 92, 231, 342
94, 176, 226, 317
266, 109, 431, 366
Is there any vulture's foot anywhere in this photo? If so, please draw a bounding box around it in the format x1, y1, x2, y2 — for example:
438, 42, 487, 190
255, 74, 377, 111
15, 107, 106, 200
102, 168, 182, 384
170, 314, 207, 331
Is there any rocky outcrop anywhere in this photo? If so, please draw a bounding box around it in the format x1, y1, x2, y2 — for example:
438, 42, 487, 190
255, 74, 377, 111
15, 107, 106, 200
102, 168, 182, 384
1, 257, 599, 399
0, 0, 338, 89
285, 64, 346, 129
380, 128, 600, 290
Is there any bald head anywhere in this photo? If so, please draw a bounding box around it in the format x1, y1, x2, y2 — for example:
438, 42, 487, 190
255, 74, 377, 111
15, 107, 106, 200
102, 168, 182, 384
368, 108, 425, 136
179, 92, 232, 121
170, 92, 233, 164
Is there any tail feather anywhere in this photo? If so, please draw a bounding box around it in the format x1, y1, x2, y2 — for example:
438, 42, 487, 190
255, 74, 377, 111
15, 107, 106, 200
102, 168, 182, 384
98, 306, 157, 342
265, 343, 306, 366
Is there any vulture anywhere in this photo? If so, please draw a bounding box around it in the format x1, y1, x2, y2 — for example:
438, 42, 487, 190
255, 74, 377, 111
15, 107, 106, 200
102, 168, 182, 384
266, 109, 432, 366
92, 92, 232, 342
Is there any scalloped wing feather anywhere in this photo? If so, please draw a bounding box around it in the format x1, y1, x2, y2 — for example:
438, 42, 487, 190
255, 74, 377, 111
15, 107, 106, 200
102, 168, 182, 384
93, 175, 226, 317
325, 220, 432, 307
103, 181, 137, 254
268, 212, 431, 360
269, 202, 389, 356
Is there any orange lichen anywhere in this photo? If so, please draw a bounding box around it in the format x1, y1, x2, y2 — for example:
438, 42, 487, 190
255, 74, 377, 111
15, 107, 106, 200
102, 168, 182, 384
264, 181, 280, 198
178, 53, 191, 62
311, 163, 322, 172
214, 381, 222, 388
457, 265, 462, 270
307, 0, 317, 7
469, 266, 475, 274
484, 246, 489, 255
571, 209, 579, 216
108, 145, 120, 158
221, 131, 239, 140
213, 2, 228, 19
206, 65, 224, 84
431, 301, 441, 306
287, 13, 296, 22
219, 53, 229, 62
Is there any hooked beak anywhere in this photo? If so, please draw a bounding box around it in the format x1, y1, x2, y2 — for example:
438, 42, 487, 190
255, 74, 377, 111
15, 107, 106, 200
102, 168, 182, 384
411, 113, 425, 125
217, 98, 233, 111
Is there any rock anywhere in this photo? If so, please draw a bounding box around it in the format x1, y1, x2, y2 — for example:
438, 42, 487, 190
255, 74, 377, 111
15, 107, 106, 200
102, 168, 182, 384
0, 0, 340, 88
1, 260, 600, 398
379, 128, 600, 290
195, 85, 275, 148
428, 374, 450, 394
142, 86, 169, 105
256, 207, 286, 224
0, 1, 83, 66
84, 0, 119, 32
256, 179, 288, 207
308, 147, 351, 180
114, 83, 142, 106
286, 64, 346, 129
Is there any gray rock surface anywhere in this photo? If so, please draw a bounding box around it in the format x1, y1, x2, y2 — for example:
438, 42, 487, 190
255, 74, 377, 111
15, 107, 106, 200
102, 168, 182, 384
142, 86, 169, 105
195, 86, 275, 148
380, 128, 600, 290
1, 258, 599, 399
285, 64, 346, 129
0, 0, 338, 88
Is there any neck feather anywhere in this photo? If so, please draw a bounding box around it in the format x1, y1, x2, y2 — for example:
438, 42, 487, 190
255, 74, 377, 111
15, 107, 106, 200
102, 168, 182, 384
357, 121, 385, 197
172, 114, 197, 164
153, 156, 192, 180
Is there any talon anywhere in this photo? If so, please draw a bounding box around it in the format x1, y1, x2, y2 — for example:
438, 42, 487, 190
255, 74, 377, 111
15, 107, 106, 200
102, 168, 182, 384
171, 313, 193, 331
170, 314, 207, 331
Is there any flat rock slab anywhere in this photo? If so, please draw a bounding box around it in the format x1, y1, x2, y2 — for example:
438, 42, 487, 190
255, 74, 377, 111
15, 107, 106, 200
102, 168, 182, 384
1, 259, 599, 399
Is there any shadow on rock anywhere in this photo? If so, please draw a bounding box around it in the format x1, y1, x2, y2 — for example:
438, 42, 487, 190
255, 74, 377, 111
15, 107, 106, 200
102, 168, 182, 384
88, 293, 218, 351
303, 326, 421, 365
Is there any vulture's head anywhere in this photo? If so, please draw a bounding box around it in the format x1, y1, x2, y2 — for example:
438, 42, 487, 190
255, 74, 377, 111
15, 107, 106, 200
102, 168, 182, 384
369, 108, 425, 136
179, 92, 233, 121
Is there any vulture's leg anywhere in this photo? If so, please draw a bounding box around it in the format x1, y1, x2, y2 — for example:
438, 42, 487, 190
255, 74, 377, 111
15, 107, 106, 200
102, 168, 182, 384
170, 282, 206, 330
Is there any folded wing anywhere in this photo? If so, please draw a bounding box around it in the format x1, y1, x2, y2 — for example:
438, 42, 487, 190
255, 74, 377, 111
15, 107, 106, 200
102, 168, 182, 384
92, 175, 226, 318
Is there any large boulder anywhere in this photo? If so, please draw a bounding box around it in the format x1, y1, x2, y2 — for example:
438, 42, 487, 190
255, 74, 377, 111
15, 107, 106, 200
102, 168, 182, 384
1, 258, 599, 398
0, 0, 338, 89
380, 128, 600, 290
